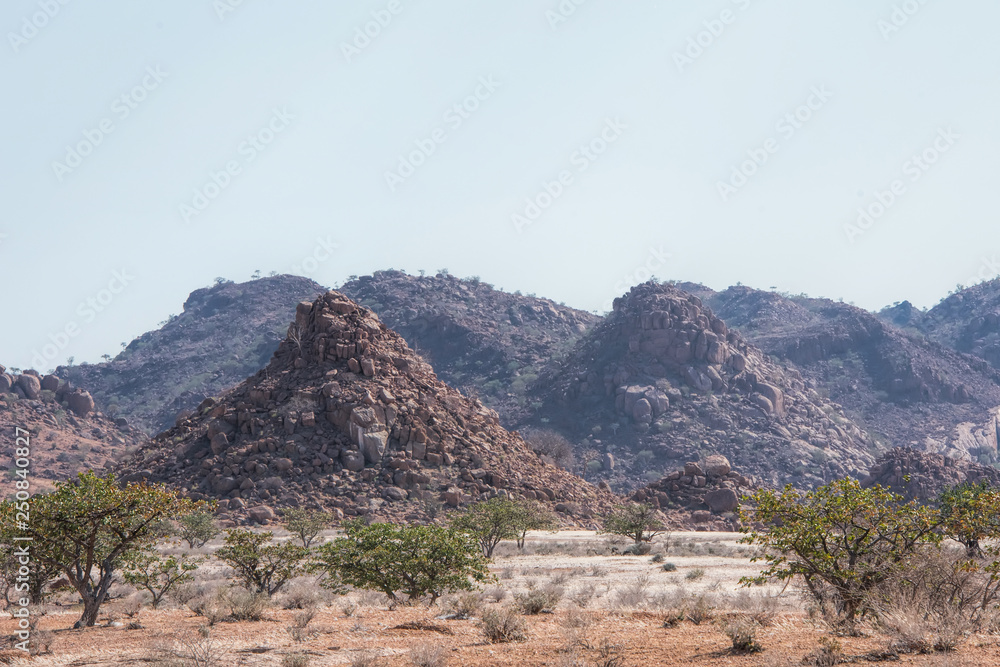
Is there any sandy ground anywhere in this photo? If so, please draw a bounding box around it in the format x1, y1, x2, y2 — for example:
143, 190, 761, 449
2, 531, 999, 666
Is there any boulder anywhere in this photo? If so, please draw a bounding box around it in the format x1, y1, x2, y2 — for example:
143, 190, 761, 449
273, 457, 294, 472
67, 390, 95, 416
603, 452, 615, 470
17, 375, 41, 400
210, 433, 229, 455
248, 506, 275, 524
0, 374, 12, 393
213, 476, 238, 494
704, 488, 739, 514
362, 431, 388, 463
632, 398, 652, 424
384, 487, 407, 502
704, 455, 732, 477
41, 375, 60, 392
342, 450, 365, 472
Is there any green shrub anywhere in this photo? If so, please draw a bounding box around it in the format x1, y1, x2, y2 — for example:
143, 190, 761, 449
215, 529, 309, 597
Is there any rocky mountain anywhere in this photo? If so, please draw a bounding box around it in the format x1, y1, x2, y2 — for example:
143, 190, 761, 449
0, 366, 146, 490
697, 285, 1000, 463
59, 275, 326, 435
522, 282, 876, 492
883, 279, 1000, 373
117, 291, 619, 525
340, 270, 599, 426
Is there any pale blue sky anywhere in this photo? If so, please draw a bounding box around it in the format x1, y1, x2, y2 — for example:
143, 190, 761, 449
2, 1, 999, 371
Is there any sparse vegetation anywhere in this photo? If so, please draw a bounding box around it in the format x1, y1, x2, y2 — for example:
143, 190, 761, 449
599, 503, 667, 545
214, 529, 309, 597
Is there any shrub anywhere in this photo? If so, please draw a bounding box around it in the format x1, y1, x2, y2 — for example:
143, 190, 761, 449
718, 615, 762, 654
598, 503, 667, 545
177, 510, 220, 549
281, 507, 333, 548
215, 529, 309, 597
282, 655, 310, 667
937, 482, 1000, 557
740, 479, 941, 628
350, 651, 382, 667
479, 606, 528, 643
662, 562, 677, 572
313, 520, 491, 606
122, 550, 202, 608
650, 553, 664, 563
515, 585, 562, 614
444, 591, 483, 619
409, 644, 447, 667
220, 587, 270, 621
685, 568, 705, 581
804, 637, 843, 666
0, 471, 202, 628
451, 497, 557, 556
686, 595, 715, 625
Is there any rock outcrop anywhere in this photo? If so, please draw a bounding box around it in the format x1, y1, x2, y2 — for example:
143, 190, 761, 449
862, 446, 1000, 502
525, 282, 875, 491
117, 292, 619, 525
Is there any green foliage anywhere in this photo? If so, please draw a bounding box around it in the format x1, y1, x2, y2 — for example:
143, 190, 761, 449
739, 479, 941, 625
313, 520, 491, 605
937, 482, 1000, 557
122, 549, 202, 608
0, 471, 201, 627
215, 529, 309, 597
281, 507, 333, 547
599, 503, 667, 545
177, 510, 220, 549
451, 497, 557, 556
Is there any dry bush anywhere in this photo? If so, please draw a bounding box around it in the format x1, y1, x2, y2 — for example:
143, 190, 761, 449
151, 625, 229, 666
357, 589, 389, 607
718, 614, 762, 654
220, 587, 269, 621
572, 582, 599, 608
409, 643, 448, 667
282, 654, 310, 667
444, 591, 483, 619
731, 591, 779, 627
593, 639, 627, 667
684, 568, 705, 581
479, 606, 528, 643
187, 594, 227, 626
277, 577, 332, 609
350, 650, 383, 667
516, 584, 563, 614
286, 607, 317, 642
610, 574, 649, 609
340, 599, 359, 617
803, 637, 844, 666
685, 595, 715, 625
484, 586, 508, 603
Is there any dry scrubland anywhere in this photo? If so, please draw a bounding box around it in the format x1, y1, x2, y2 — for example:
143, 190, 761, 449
3, 531, 1000, 666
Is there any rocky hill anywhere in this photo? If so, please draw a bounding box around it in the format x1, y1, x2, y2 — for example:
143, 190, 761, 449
340, 270, 599, 426
862, 446, 1000, 502
0, 366, 146, 491
883, 279, 1000, 373
699, 285, 1000, 463
59, 275, 326, 435
117, 291, 619, 525
522, 282, 876, 492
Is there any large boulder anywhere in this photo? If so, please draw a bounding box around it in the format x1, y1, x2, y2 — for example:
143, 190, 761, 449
704, 488, 739, 514
67, 390, 95, 416
40, 375, 61, 392
704, 455, 732, 477
0, 374, 12, 393
248, 506, 275, 524
17, 375, 41, 400
362, 431, 388, 463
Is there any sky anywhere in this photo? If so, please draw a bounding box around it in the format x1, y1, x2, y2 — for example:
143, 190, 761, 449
2, 0, 999, 372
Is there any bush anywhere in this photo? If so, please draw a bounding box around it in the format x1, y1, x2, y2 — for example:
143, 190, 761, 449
281, 507, 333, 548
685, 568, 705, 581
220, 587, 270, 621
122, 550, 202, 608
515, 585, 562, 614
177, 510, 220, 549
719, 615, 762, 654
313, 520, 491, 606
479, 606, 528, 643
451, 497, 557, 556
409, 644, 447, 667
598, 503, 667, 545
282, 655, 310, 667
444, 592, 483, 619
740, 479, 941, 628
215, 529, 309, 597
662, 562, 677, 572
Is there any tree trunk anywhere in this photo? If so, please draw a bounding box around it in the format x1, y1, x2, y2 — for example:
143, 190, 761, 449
75, 596, 102, 628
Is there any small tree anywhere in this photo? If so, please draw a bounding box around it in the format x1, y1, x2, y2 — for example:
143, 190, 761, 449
599, 503, 667, 545
512, 500, 558, 549
123, 549, 202, 608
739, 479, 940, 627
0, 472, 201, 627
177, 510, 219, 549
215, 529, 309, 597
938, 482, 1000, 557
451, 497, 521, 557
281, 508, 332, 548
313, 520, 491, 606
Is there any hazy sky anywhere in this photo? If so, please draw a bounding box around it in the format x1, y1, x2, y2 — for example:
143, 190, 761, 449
3, 1, 999, 372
